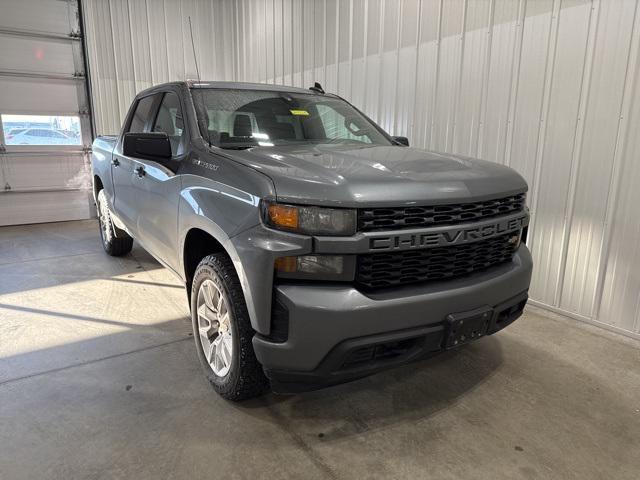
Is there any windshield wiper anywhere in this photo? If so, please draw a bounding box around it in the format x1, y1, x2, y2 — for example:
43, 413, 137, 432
218, 143, 258, 150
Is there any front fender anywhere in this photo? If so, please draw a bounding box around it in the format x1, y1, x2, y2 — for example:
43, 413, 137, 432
178, 175, 311, 334
179, 209, 311, 335
177, 212, 247, 318
228, 225, 311, 335
177, 176, 262, 288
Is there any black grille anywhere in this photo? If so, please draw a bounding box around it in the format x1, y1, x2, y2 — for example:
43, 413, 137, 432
356, 233, 518, 289
358, 193, 526, 232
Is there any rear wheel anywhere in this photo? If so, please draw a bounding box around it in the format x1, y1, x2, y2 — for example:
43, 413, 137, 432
97, 189, 133, 256
191, 253, 269, 401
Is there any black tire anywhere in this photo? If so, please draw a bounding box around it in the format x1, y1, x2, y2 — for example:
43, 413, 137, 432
191, 253, 269, 401
97, 189, 133, 256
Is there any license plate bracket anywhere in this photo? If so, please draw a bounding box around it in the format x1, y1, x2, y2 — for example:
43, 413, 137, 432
444, 307, 493, 349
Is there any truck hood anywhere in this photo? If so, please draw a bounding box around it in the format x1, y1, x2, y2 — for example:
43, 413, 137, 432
225, 144, 527, 207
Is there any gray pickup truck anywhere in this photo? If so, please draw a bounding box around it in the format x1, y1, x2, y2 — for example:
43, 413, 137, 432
91, 80, 532, 400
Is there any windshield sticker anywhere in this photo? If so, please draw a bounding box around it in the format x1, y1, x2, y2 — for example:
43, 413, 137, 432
289, 109, 309, 116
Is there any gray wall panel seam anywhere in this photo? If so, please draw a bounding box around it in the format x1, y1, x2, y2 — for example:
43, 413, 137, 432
526, 0, 561, 265
503, 0, 527, 167
555, 0, 600, 311
476, 0, 495, 158
426, 0, 444, 150
451, 0, 468, 153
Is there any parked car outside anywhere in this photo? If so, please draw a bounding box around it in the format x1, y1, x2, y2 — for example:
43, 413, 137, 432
6, 128, 80, 145
5, 128, 28, 139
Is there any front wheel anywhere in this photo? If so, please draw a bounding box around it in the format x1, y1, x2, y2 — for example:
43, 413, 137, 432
191, 254, 269, 401
97, 189, 133, 256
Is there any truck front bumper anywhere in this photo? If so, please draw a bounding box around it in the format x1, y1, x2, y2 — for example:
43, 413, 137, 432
252, 245, 532, 392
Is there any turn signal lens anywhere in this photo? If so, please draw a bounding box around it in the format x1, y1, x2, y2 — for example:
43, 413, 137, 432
267, 204, 299, 230
275, 255, 345, 275
274, 256, 297, 273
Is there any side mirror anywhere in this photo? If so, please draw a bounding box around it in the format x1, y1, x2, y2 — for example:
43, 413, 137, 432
123, 132, 172, 160
392, 136, 409, 146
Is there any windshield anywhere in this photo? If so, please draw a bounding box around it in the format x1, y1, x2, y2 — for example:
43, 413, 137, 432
191, 88, 392, 149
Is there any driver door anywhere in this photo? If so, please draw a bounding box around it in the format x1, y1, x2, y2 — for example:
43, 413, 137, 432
131, 90, 186, 274
112, 94, 159, 234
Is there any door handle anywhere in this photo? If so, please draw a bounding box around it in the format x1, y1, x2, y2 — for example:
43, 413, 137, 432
111, 158, 120, 167
135, 165, 146, 178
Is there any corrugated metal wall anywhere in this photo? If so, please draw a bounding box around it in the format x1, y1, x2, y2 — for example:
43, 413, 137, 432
83, 0, 640, 339
82, 0, 236, 135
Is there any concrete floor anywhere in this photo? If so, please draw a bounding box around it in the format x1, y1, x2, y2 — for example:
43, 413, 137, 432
0, 220, 639, 480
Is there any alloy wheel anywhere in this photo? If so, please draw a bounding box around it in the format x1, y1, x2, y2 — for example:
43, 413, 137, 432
196, 278, 233, 377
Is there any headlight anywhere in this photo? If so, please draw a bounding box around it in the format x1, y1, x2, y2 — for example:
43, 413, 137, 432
263, 201, 356, 236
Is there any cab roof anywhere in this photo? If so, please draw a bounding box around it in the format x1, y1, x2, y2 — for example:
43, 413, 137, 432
188, 80, 319, 94
135, 80, 324, 97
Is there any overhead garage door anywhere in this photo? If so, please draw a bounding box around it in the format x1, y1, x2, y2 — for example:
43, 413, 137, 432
0, 0, 93, 226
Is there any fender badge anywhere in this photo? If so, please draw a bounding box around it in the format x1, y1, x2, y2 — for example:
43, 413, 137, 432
192, 159, 219, 171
